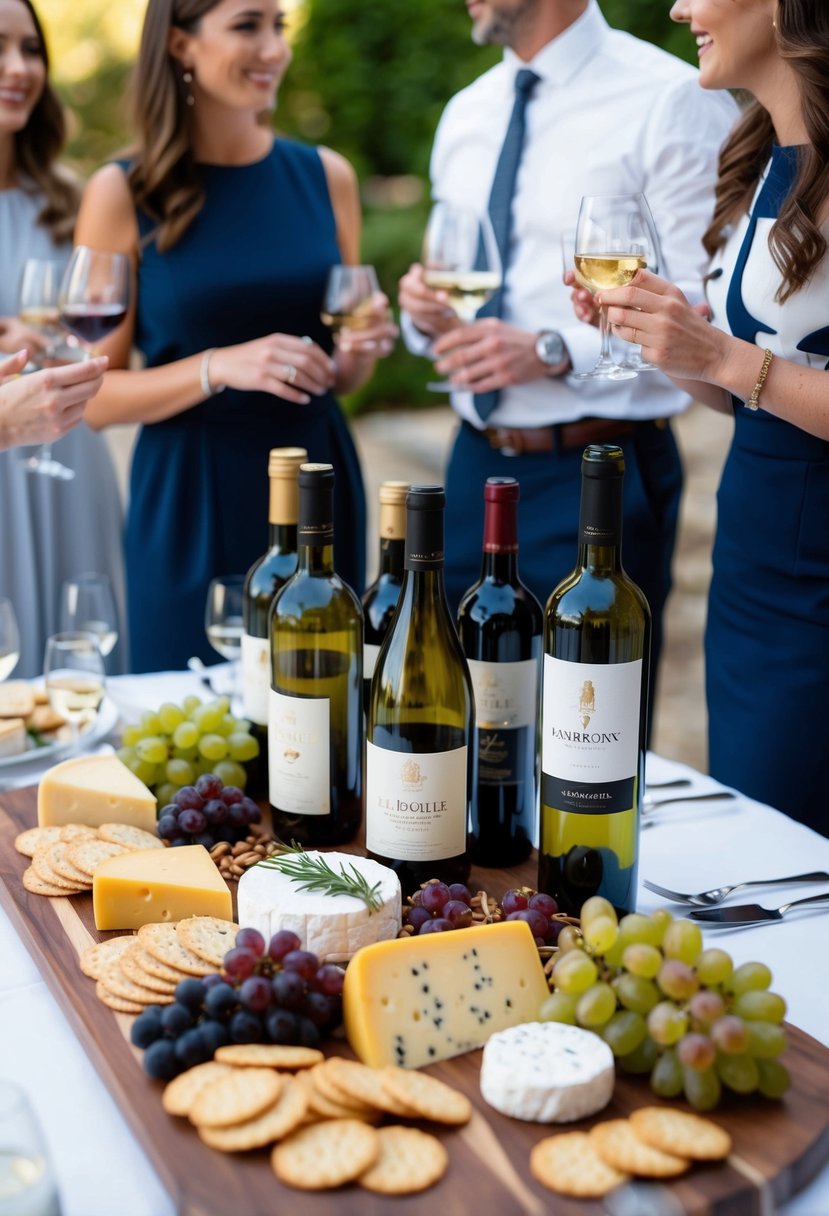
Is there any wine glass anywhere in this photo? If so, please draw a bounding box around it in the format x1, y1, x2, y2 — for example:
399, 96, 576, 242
421, 201, 502, 391
0, 1080, 61, 1216
205, 576, 245, 702
0, 598, 20, 681
59, 573, 119, 660
616, 194, 662, 373
321, 265, 380, 342
17, 258, 74, 481
58, 247, 129, 354
43, 631, 106, 755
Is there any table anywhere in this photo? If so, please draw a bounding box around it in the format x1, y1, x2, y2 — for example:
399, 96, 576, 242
1, 671, 827, 1215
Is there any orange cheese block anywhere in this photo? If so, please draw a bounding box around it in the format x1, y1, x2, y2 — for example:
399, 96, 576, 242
38, 755, 157, 830
93, 845, 232, 930
343, 919, 550, 1069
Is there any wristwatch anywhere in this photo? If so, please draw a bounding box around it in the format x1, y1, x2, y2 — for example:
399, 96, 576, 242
535, 329, 567, 372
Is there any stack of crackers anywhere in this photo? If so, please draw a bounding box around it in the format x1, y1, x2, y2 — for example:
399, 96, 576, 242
530, 1107, 732, 1199
0, 681, 69, 758
15, 822, 163, 898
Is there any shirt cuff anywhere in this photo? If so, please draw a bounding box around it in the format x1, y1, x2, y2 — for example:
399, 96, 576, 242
400, 311, 433, 357
558, 322, 603, 377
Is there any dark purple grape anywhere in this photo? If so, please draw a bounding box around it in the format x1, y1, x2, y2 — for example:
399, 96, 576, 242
501, 888, 529, 916
143, 1039, 180, 1080
266, 1008, 299, 1044
195, 773, 224, 800
236, 927, 265, 957
174, 1027, 212, 1068
227, 804, 247, 827
170, 835, 189, 846
130, 1012, 163, 1049
202, 973, 224, 990
204, 982, 239, 1020
419, 918, 452, 934
302, 991, 335, 1027
297, 1017, 321, 1048
239, 796, 260, 822
221, 785, 244, 806
529, 892, 559, 919
545, 920, 564, 946
268, 930, 301, 961
443, 900, 473, 929
160, 1002, 195, 1036
174, 786, 204, 811
448, 883, 472, 906
178, 808, 207, 834
239, 975, 272, 1013
223, 947, 257, 982
507, 908, 549, 940
160, 803, 179, 820
420, 882, 451, 914
199, 1019, 231, 1054
174, 978, 207, 1011
203, 799, 228, 825
406, 906, 432, 932
282, 950, 319, 981
157, 815, 178, 841
193, 832, 215, 849
229, 1009, 263, 1044
272, 969, 306, 1011
312, 964, 345, 997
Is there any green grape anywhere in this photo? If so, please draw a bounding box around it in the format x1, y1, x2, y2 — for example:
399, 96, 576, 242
617, 1035, 658, 1074
136, 736, 169, 765
173, 721, 199, 750
717, 1050, 759, 1094
677, 1032, 716, 1072
602, 1010, 647, 1057
688, 990, 726, 1027
733, 991, 786, 1024
647, 908, 673, 945
622, 943, 662, 980
657, 959, 699, 1001
614, 973, 660, 1015
182, 695, 202, 715
213, 759, 247, 789
172, 746, 197, 763
139, 712, 162, 735
728, 962, 772, 995
126, 755, 157, 786
651, 1048, 684, 1098
116, 746, 136, 767
213, 695, 231, 715
683, 1065, 721, 1111
556, 926, 583, 954
157, 702, 185, 733
696, 947, 733, 987
583, 916, 618, 955
662, 920, 703, 966
166, 758, 195, 786
215, 713, 237, 737
579, 896, 617, 927
618, 913, 661, 948
756, 1058, 791, 1099
192, 703, 224, 733
121, 725, 144, 748
647, 1001, 689, 1047
552, 950, 599, 996
193, 756, 214, 778
539, 992, 578, 1025
198, 732, 229, 761
710, 1015, 748, 1054
602, 937, 625, 968
744, 1021, 787, 1059
228, 731, 260, 762
155, 782, 178, 808
575, 982, 617, 1028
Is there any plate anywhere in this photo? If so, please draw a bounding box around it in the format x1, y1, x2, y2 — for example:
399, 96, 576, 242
0, 696, 119, 771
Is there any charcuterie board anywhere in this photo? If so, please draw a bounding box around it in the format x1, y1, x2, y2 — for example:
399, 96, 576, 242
2, 783, 828, 1216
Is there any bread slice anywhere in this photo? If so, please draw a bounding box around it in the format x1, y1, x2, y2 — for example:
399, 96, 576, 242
0, 681, 35, 719
0, 718, 26, 758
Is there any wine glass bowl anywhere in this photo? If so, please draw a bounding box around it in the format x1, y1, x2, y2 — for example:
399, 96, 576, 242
321, 265, 379, 340
43, 630, 106, 754
0, 598, 21, 682
205, 576, 245, 705
59, 573, 119, 659
17, 258, 74, 480
58, 247, 129, 350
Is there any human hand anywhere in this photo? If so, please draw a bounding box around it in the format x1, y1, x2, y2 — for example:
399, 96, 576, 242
0, 353, 108, 451
565, 270, 600, 329
208, 334, 337, 405
398, 263, 461, 338
433, 319, 547, 392
0, 316, 50, 357
336, 292, 398, 357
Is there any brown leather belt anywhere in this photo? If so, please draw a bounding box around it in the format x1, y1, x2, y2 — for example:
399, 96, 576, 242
480, 417, 664, 456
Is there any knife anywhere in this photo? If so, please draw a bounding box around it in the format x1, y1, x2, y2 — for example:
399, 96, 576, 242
689, 891, 829, 925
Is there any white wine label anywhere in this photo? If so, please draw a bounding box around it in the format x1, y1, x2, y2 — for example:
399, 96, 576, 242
467, 657, 538, 729
268, 689, 330, 815
241, 633, 271, 726
363, 642, 381, 681
366, 740, 468, 861
541, 654, 642, 815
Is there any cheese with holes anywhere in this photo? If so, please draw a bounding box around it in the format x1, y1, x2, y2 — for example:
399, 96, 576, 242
237, 851, 401, 963
38, 755, 156, 829
480, 1022, 615, 1122
93, 844, 232, 930
343, 920, 550, 1069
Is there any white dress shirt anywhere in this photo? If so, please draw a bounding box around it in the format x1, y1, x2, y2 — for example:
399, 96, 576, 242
405, 1, 738, 428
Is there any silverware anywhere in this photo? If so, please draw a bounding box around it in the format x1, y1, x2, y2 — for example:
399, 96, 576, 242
643, 871, 829, 907
644, 778, 692, 791
689, 891, 829, 925
642, 790, 736, 813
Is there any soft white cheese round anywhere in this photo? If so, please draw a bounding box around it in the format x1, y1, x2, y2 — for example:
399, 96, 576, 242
236, 851, 401, 963
480, 1021, 615, 1123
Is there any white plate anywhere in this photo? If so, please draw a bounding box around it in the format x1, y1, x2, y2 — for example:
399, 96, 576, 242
0, 696, 119, 771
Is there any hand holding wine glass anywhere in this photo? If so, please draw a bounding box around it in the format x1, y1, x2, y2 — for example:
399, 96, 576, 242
59, 573, 119, 659
0, 598, 20, 682
17, 258, 73, 480
44, 631, 106, 754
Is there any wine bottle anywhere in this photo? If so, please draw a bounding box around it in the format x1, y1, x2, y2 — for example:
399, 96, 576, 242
269, 463, 363, 846
539, 445, 650, 918
457, 477, 542, 867
366, 486, 473, 896
242, 446, 307, 797
362, 480, 408, 714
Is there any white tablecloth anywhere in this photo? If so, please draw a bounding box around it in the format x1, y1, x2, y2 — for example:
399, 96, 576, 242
1, 673, 827, 1215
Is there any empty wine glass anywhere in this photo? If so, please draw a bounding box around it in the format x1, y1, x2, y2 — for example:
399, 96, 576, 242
205, 577, 245, 702
0, 599, 20, 682
59, 573, 119, 660
0, 1080, 61, 1216
43, 631, 106, 755
17, 258, 73, 481
58, 247, 129, 354
321, 265, 380, 343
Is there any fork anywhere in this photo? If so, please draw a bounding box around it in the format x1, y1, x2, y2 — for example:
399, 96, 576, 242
643, 871, 829, 907
642, 790, 736, 814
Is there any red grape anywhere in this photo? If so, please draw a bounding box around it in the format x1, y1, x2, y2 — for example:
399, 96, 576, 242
419, 918, 452, 933
443, 899, 473, 928
174, 786, 204, 811
529, 892, 559, 918
268, 930, 301, 961
501, 888, 529, 916
448, 883, 472, 906
420, 882, 451, 914
507, 908, 549, 940
282, 949, 320, 980
221, 785, 245, 805
236, 927, 265, 957
313, 965, 345, 997
239, 976, 272, 1013
223, 947, 257, 982
407, 906, 432, 931
195, 773, 224, 799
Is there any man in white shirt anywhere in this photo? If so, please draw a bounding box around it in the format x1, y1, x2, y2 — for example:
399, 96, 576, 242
400, 0, 737, 687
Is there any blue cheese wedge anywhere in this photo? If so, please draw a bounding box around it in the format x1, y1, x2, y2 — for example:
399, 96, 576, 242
480, 1022, 615, 1122
236, 851, 401, 963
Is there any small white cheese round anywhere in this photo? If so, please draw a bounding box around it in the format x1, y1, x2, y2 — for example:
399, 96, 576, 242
480, 1021, 615, 1123
236, 851, 401, 963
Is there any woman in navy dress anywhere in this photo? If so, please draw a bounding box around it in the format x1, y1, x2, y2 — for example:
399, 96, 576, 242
73, 0, 396, 672
600, 0, 829, 836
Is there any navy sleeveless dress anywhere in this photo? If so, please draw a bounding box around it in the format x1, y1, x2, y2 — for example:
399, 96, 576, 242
124, 140, 366, 672
705, 146, 829, 834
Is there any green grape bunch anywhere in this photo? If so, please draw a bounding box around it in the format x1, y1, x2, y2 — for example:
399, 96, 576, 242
539, 895, 790, 1111
117, 695, 260, 805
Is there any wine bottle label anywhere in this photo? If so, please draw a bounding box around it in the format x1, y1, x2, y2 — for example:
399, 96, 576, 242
466, 658, 537, 730
365, 740, 468, 861
241, 633, 270, 726
363, 642, 381, 681
541, 654, 641, 814
268, 689, 330, 815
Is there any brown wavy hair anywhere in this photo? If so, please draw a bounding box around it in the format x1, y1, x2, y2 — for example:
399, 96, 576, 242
12, 0, 79, 243
703, 0, 829, 303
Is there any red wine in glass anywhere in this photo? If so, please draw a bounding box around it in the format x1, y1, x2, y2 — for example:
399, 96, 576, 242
58, 246, 129, 354
59, 303, 128, 346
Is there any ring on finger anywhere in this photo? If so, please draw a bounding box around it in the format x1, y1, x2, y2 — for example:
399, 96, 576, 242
283, 364, 298, 384
301, 335, 313, 346
632, 328, 639, 344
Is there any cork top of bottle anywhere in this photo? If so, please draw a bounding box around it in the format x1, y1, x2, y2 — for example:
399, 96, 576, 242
268, 447, 308, 478
378, 481, 409, 505
581, 444, 625, 479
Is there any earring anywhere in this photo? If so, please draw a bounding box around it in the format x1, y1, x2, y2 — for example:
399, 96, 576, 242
182, 69, 195, 107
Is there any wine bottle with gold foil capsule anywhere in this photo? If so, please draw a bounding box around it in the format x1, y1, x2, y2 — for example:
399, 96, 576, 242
361, 481, 408, 714
539, 445, 650, 917
241, 447, 307, 797
269, 463, 363, 846
457, 477, 542, 866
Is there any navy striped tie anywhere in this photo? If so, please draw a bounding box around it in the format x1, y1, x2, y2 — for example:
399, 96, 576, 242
474, 67, 541, 422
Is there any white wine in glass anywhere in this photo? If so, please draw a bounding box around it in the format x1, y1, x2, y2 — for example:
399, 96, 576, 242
205, 576, 245, 704
0, 598, 20, 682
59, 573, 119, 658
17, 258, 74, 481
321, 265, 379, 336
44, 631, 106, 753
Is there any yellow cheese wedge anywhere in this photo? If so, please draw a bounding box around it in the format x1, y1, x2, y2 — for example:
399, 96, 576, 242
343, 919, 550, 1069
93, 845, 232, 930
38, 754, 157, 830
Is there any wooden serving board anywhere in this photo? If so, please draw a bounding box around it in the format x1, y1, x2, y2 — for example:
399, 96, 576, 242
2, 785, 829, 1216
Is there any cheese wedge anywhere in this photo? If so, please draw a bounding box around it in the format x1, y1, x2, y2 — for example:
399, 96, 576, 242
343, 919, 550, 1069
0, 717, 26, 758
0, 681, 35, 718
93, 845, 232, 930
38, 755, 157, 830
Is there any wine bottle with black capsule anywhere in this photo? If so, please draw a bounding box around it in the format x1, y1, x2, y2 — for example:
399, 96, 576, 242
539, 444, 650, 918
457, 477, 542, 866
241, 447, 306, 797
269, 463, 363, 846
366, 485, 473, 896
361, 480, 408, 714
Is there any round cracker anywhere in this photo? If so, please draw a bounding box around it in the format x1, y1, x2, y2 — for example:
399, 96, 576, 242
137, 923, 217, 976
358, 1126, 448, 1195
198, 1079, 309, 1151
132, 943, 191, 984
379, 1066, 472, 1125
98, 962, 174, 1006
323, 1058, 411, 1116
175, 916, 238, 966
59, 824, 98, 842
119, 945, 178, 995
162, 1062, 236, 1118
15, 826, 62, 858
22, 866, 73, 897
271, 1119, 379, 1190
629, 1107, 732, 1161
591, 1119, 689, 1178
79, 935, 135, 980
214, 1044, 323, 1070
95, 980, 144, 1014
531, 1132, 628, 1198
296, 1070, 378, 1122
97, 823, 164, 850
66, 838, 129, 876
190, 1067, 283, 1129
30, 846, 85, 891
42, 840, 93, 886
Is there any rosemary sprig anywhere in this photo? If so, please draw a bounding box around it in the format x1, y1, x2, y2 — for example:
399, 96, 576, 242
257, 845, 383, 914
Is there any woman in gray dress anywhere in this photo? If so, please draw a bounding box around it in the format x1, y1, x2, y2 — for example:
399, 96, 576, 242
0, 0, 126, 676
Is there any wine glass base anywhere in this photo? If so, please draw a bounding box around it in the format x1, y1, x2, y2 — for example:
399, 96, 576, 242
426, 380, 458, 393
618, 359, 658, 372
571, 366, 637, 382
23, 456, 75, 480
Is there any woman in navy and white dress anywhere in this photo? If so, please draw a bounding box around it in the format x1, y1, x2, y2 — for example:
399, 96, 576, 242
599, 0, 829, 836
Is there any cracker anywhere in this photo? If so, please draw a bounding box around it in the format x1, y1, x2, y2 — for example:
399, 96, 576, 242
131, 943, 190, 984
98, 962, 174, 1006
95, 980, 144, 1014
58, 824, 97, 842
15, 826, 63, 857
190, 1067, 283, 1129
323, 1057, 411, 1116
22, 866, 72, 897
42, 840, 93, 887
214, 1044, 324, 1070
26, 704, 66, 733
630, 1106, 732, 1161
591, 1119, 689, 1178
358, 1126, 448, 1195
530, 1132, 628, 1199
380, 1066, 472, 1126
30, 846, 86, 891
162, 1062, 236, 1118
97, 823, 164, 850
120, 945, 178, 995
66, 838, 129, 877
137, 923, 217, 976
271, 1119, 379, 1190
199, 1079, 310, 1152
296, 1070, 379, 1122
79, 935, 135, 980
176, 916, 238, 966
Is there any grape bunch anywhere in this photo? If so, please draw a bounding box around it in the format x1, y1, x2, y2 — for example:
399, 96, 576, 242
132, 928, 343, 1081
156, 773, 261, 849
501, 886, 565, 947
402, 881, 565, 945
117, 695, 260, 805
539, 896, 790, 1111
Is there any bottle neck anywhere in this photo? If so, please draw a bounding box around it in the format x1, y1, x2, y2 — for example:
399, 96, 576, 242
297, 478, 335, 575
298, 541, 335, 575
577, 472, 623, 572
267, 522, 298, 553
377, 536, 405, 578
481, 494, 520, 583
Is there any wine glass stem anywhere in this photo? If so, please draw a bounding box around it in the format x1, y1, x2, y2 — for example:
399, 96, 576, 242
597, 305, 614, 367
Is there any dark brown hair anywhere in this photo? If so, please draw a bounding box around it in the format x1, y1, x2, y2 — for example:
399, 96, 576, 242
703, 1, 829, 302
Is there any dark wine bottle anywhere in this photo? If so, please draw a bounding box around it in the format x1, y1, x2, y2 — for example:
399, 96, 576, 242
361, 481, 408, 715
539, 444, 650, 918
457, 477, 542, 866
269, 463, 363, 846
366, 486, 473, 896
241, 447, 306, 797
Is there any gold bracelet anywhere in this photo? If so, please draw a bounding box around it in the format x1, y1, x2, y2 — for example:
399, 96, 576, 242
745, 348, 773, 411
